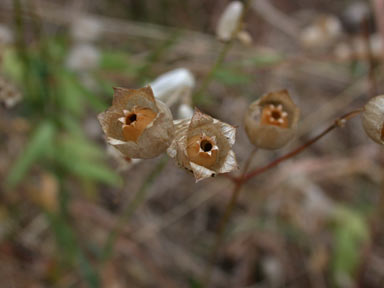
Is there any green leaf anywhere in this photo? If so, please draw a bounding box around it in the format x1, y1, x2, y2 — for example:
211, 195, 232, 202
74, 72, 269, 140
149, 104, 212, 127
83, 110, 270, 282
6, 121, 55, 187
69, 161, 122, 187
1, 48, 24, 84
56, 149, 121, 187
246, 53, 284, 67
214, 68, 251, 86
100, 51, 132, 72
330, 206, 368, 287
56, 71, 85, 116
60, 136, 104, 161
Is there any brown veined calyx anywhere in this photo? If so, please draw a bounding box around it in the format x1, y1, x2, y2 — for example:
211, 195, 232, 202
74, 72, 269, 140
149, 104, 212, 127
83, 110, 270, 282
167, 109, 238, 182
361, 95, 384, 145
244, 90, 300, 150
98, 86, 174, 159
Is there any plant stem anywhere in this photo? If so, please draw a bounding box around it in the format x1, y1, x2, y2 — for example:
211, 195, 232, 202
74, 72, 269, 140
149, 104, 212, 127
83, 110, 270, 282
193, 40, 234, 103
240, 109, 363, 183
203, 148, 257, 287
192, 0, 251, 104
203, 109, 362, 287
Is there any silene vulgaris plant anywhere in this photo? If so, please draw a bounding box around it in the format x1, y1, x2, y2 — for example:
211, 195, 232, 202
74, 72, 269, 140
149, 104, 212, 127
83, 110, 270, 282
96, 0, 384, 285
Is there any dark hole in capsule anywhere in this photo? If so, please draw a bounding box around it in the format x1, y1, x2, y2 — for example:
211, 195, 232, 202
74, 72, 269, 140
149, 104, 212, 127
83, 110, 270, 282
126, 113, 137, 124
200, 140, 212, 152
271, 111, 281, 120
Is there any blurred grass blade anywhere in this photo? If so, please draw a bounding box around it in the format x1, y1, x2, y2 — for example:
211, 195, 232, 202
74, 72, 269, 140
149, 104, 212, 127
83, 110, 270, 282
6, 121, 55, 188
57, 152, 122, 187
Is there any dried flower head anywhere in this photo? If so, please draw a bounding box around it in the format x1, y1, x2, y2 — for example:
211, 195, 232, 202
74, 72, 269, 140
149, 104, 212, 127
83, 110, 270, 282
216, 1, 244, 42
167, 109, 237, 182
98, 86, 174, 159
244, 90, 300, 150
361, 95, 384, 145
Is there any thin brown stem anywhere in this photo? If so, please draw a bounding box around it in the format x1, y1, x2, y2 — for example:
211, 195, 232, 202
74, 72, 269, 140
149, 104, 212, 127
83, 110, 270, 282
203, 148, 257, 287
241, 108, 363, 183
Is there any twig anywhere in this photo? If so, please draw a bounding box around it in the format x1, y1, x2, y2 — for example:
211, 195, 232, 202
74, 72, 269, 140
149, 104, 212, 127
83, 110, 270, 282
241, 109, 364, 183
203, 148, 258, 287
203, 108, 363, 287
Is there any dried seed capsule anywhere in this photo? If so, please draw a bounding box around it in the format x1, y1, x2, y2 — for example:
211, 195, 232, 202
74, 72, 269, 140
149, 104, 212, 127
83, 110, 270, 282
361, 95, 384, 145
244, 90, 300, 150
167, 109, 238, 182
98, 86, 174, 159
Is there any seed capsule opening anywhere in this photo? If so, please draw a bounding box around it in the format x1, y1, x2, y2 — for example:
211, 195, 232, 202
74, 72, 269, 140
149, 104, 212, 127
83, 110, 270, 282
260, 103, 289, 128
187, 135, 218, 169
121, 107, 157, 142
201, 140, 213, 152
126, 113, 137, 124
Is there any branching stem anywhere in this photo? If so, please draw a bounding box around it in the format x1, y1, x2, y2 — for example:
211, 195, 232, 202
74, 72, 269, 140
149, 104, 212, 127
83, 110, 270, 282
205, 108, 363, 287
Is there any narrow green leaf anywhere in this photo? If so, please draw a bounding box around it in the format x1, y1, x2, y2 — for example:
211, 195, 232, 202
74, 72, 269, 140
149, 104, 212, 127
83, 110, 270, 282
56, 151, 121, 187
6, 121, 55, 187
214, 68, 251, 86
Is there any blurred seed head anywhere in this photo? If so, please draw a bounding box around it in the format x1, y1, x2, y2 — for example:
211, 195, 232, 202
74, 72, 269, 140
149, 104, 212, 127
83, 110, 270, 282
167, 109, 237, 182
70, 17, 102, 43
98, 86, 174, 159
0, 24, 13, 46
244, 90, 300, 150
66, 44, 100, 72
237, 30, 253, 45
150, 68, 195, 103
0, 75, 22, 108
216, 1, 244, 42
343, 1, 370, 30
334, 34, 383, 61
361, 95, 384, 145
29, 172, 59, 213
300, 15, 342, 48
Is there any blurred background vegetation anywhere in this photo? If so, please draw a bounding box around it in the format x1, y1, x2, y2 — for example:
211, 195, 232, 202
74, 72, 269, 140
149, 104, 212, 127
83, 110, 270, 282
0, 0, 383, 287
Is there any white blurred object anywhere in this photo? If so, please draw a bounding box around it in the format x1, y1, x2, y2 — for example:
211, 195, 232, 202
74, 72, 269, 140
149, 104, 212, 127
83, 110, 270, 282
0, 24, 13, 45
369, 33, 383, 58
262, 256, 284, 287
343, 1, 370, 26
237, 30, 253, 45
349, 34, 383, 60
177, 104, 194, 119
150, 68, 195, 104
300, 15, 342, 48
70, 17, 102, 43
66, 44, 100, 72
216, 1, 244, 41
